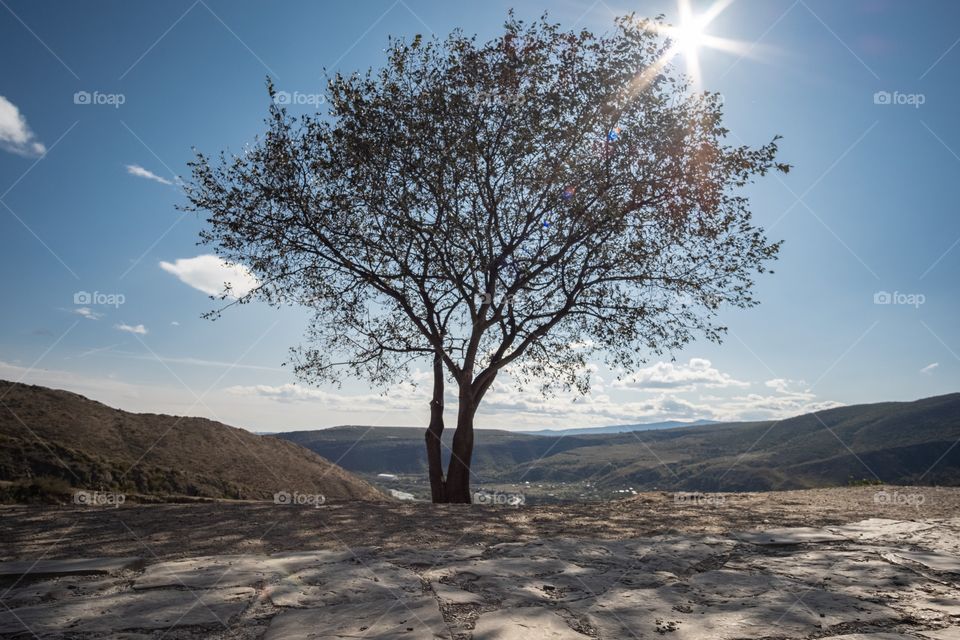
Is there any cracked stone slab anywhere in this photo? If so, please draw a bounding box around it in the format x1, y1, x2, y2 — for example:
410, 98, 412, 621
920, 628, 960, 640
380, 546, 485, 568
827, 519, 936, 541
822, 635, 925, 639
0, 586, 254, 634
472, 607, 590, 639
488, 538, 636, 567
431, 581, 485, 605
426, 557, 600, 607
623, 537, 735, 576
0, 557, 144, 581
727, 550, 915, 598
134, 550, 360, 589
736, 527, 849, 545
263, 596, 449, 639
266, 560, 422, 607
424, 556, 590, 582
892, 550, 960, 574
1, 574, 122, 608
584, 578, 899, 640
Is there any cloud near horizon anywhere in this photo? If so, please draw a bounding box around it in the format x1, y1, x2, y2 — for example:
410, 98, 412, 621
160, 255, 259, 299
0, 96, 46, 157
227, 359, 842, 427
0, 354, 846, 432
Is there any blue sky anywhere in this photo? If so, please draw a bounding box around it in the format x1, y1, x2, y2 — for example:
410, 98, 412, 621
1, 0, 958, 432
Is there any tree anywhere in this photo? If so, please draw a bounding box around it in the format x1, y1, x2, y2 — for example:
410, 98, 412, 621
183, 13, 788, 503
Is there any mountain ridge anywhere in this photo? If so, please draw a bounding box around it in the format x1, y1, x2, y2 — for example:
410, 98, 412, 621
0, 380, 384, 502
276, 393, 960, 492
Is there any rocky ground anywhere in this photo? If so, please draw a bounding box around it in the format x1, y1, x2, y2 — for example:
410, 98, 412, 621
0, 486, 958, 638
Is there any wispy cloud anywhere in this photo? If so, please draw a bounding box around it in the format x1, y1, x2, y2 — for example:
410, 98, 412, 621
159, 254, 258, 298
72, 307, 102, 320
921, 362, 939, 375
0, 95, 46, 157
114, 322, 148, 335
126, 164, 173, 185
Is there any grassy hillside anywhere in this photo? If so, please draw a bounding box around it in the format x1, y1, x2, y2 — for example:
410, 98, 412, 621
0, 381, 383, 502
277, 425, 614, 480
277, 393, 960, 492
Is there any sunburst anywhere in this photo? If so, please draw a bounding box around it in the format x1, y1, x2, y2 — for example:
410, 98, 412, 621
635, 0, 755, 93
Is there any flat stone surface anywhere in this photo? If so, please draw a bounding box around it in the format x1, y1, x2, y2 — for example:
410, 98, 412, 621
431, 581, 485, 604
893, 550, 960, 574
263, 596, 449, 639
0, 556, 144, 579
586, 582, 898, 640
736, 526, 849, 545
135, 550, 359, 589
472, 607, 590, 639
2, 517, 959, 638
828, 519, 936, 541
920, 628, 960, 640
0, 586, 254, 634
823, 635, 924, 639
266, 560, 422, 607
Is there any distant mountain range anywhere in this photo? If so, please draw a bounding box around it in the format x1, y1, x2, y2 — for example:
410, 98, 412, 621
0, 381, 382, 502
276, 394, 960, 491
518, 419, 719, 436
4, 379, 958, 501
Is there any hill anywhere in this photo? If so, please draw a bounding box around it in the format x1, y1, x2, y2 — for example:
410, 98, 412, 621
519, 418, 718, 436
276, 393, 960, 493
0, 381, 383, 502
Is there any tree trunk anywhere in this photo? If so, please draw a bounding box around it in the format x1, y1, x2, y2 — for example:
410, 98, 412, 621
424, 353, 446, 503
444, 387, 477, 504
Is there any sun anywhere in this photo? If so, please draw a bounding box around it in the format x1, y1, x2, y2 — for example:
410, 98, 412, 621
675, 1, 709, 58
645, 0, 751, 91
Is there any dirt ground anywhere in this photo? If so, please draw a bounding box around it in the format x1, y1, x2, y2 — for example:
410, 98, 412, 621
0, 485, 954, 561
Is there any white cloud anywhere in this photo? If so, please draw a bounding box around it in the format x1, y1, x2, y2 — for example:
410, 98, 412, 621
171, 321, 180, 326
921, 362, 939, 375
613, 358, 749, 392
126, 164, 173, 185
160, 255, 258, 299
73, 307, 102, 321
0, 96, 46, 157
115, 323, 148, 335
225, 383, 420, 413
764, 378, 808, 394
